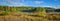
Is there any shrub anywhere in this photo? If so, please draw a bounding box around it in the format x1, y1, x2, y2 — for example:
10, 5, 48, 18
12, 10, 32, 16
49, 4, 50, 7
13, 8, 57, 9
36, 8, 46, 17
1, 11, 10, 16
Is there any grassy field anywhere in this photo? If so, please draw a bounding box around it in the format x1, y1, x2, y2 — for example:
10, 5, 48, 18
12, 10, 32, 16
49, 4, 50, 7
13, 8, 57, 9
0, 6, 60, 21
47, 13, 60, 21
0, 14, 48, 21
0, 12, 60, 21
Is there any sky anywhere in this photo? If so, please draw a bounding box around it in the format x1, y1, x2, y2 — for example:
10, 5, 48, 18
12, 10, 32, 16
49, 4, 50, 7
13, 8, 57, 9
0, 0, 60, 8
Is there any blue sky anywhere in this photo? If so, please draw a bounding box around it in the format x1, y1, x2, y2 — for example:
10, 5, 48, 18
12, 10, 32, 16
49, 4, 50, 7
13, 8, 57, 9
0, 0, 60, 7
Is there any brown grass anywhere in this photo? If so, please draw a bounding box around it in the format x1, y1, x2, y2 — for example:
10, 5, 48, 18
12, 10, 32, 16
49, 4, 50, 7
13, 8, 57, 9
46, 13, 60, 21
0, 12, 60, 21
0, 14, 48, 21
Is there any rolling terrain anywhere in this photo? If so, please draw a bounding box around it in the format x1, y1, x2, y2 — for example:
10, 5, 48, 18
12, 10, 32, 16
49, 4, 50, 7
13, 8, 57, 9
0, 6, 60, 21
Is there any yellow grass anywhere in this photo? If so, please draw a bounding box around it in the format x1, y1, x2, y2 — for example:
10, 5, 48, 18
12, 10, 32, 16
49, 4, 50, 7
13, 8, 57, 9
0, 14, 48, 21
0, 14, 60, 21
0, 11, 60, 21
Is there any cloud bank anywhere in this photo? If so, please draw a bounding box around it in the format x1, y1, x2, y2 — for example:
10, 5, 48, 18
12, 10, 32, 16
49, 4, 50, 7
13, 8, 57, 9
34, 1, 44, 4
2, 0, 25, 6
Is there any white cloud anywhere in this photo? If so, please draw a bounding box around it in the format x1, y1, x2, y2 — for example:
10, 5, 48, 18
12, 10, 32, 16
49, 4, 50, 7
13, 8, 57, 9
34, 1, 44, 4
3, 0, 25, 6
43, 5, 60, 9
43, 6, 53, 7
54, 5, 60, 9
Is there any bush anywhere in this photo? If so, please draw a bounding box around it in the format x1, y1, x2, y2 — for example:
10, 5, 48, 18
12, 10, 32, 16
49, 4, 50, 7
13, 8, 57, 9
36, 8, 46, 17
0, 11, 10, 16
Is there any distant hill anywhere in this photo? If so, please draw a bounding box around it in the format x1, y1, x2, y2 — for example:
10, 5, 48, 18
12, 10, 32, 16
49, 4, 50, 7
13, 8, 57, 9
0, 6, 60, 13
44, 7, 60, 13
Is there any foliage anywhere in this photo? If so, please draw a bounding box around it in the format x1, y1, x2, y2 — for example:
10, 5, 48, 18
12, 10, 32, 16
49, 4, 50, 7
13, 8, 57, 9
0, 11, 10, 16
1, 11, 10, 16
36, 8, 46, 17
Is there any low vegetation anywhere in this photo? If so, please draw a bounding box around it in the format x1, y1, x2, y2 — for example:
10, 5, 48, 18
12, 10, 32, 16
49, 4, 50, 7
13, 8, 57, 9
0, 6, 60, 21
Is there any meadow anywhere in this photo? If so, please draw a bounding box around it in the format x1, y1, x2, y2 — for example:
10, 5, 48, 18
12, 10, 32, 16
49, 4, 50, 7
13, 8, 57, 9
0, 6, 60, 21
